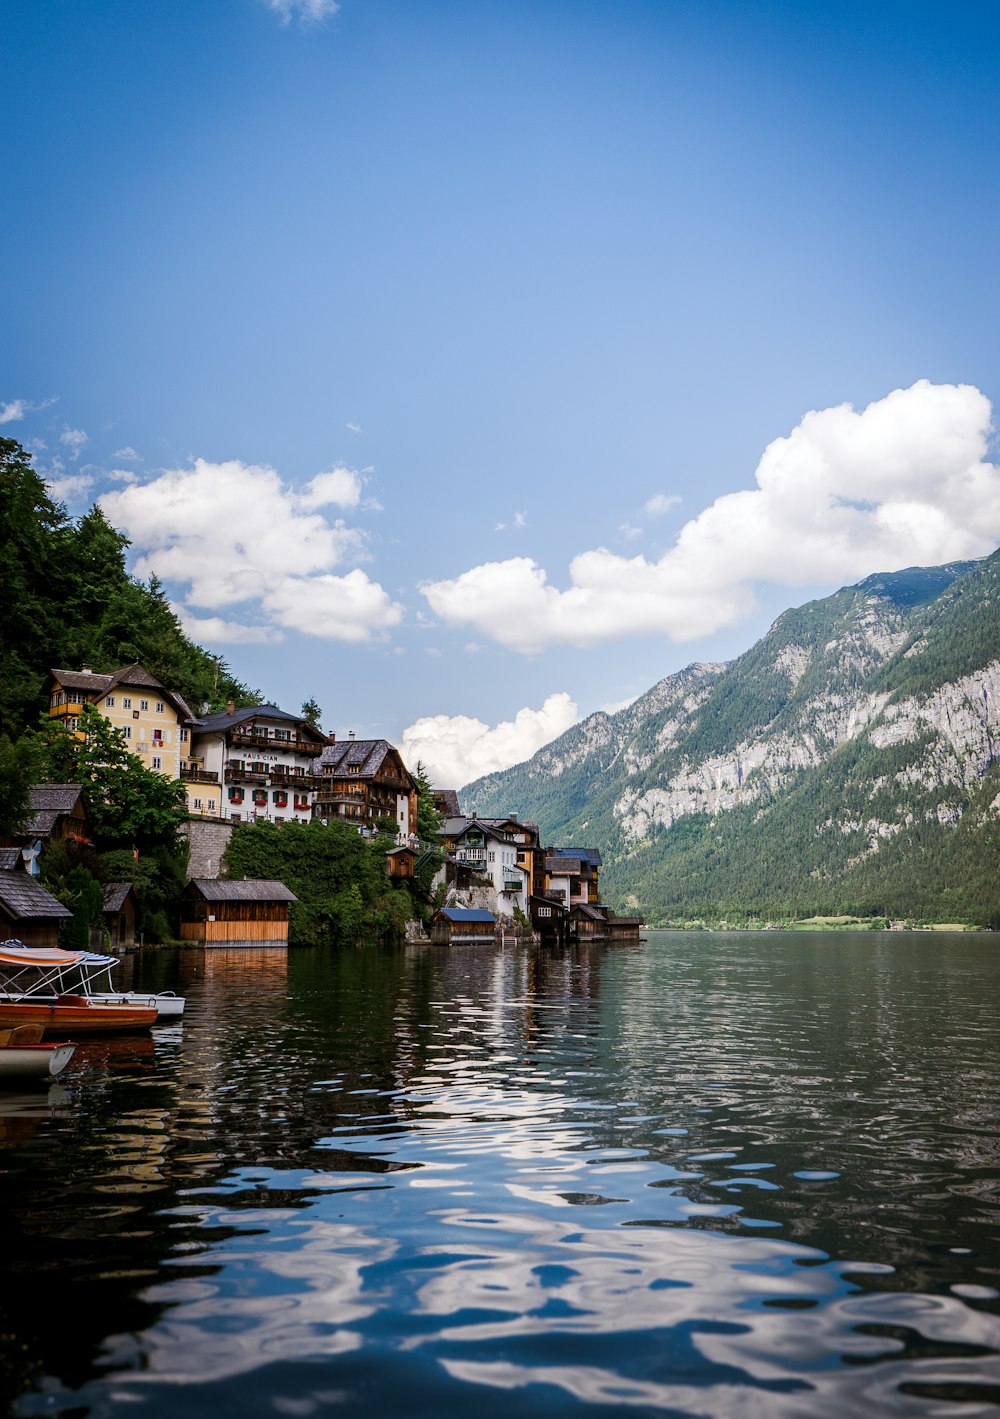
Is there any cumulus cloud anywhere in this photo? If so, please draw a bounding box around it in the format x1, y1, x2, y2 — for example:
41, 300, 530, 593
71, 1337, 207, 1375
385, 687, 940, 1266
175, 610, 284, 646
264, 0, 339, 24
401, 692, 579, 788
100, 457, 401, 644
296, 465, 362, 510
422, 381, 1000, 654
59, 427, 88, 460
645, 492, 681, 517
113, 446, 140, 461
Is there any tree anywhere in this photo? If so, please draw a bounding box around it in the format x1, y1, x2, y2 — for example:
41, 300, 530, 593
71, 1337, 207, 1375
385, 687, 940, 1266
301, 698, 322, 729
0, 734, 43, 838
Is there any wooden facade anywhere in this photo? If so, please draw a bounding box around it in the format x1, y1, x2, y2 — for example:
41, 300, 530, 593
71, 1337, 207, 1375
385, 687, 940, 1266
103, 883, 138, 948
430, 908, 497, 945
0, 870, 73, 950
180, 879, 297, 947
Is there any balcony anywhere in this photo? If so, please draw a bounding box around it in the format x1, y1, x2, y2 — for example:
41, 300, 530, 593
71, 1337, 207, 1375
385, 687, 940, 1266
180, 765, 219, 784
229, 728, 325, 755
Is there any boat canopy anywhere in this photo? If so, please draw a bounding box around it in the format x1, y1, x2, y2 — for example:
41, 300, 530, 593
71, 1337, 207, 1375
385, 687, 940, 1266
0, 939, 120, 998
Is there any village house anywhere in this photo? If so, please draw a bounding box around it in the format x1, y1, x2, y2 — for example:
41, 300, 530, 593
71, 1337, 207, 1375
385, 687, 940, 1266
188, 703, 329, 825
179, 878, 298, 947
314, 737, 417, 839
544, 847, 603, 909
45, 664, 196, 782
440, 816, 529, 917
103, 882, 139, 948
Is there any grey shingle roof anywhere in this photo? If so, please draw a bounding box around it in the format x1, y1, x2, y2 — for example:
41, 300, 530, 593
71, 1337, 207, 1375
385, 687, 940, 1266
49, 665, 195, 723
103, 883, 135, 913
24, 784, 87, 840
0, 849, 22, 871
319, 739, 392, 776
50, 668, 114, 694
0, 872, 73, 920
189, 878, 298, 903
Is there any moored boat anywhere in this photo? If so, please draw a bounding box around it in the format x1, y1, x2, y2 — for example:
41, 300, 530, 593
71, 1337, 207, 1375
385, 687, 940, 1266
0, 943, 161, 1035
0, 1023, 75, 1081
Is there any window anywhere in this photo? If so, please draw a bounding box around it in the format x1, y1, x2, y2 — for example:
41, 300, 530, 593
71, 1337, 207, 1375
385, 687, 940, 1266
122, 697, 132, 709
155, 701, 164, 713
152, 756, 162, 770
140, 699, 149, 712
488, 852, 495, 863
122, 725, 132, 740
180, 727, 188, 742
105, 695, 115, 707
66, 716, 78, 731
193, 797, 202, 810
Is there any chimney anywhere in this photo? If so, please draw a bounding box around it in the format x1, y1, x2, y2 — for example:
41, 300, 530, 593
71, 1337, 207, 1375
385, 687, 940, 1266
509, 812, 518, 821
226, 700, 235, 715
327, 730, 336, 743
349, 730, 355, 740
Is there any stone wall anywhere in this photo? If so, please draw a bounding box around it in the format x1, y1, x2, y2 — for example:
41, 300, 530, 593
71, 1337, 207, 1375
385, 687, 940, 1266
181, 819, 234, 880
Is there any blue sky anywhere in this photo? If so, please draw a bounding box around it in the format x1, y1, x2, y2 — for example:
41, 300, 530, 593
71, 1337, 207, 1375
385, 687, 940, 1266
3, 0, 1000, 786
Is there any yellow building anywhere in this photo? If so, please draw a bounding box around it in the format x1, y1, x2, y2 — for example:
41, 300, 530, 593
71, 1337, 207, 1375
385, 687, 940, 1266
45, 663, 197, 785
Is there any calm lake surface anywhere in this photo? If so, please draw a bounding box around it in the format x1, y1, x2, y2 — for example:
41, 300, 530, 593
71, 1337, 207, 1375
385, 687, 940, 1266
2, 930, 999, 1418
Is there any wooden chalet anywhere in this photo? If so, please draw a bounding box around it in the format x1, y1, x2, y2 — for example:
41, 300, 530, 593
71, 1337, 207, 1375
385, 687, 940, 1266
570, 903, 608, 942
0, 871, 73, 949
315, 737, 417, 837
103, 882, 139, 948
385, 846, 417, 880
180, 878, 298, 947
430, 907, 497, 945
529, 892, 569, 944
18, 784, 89, 850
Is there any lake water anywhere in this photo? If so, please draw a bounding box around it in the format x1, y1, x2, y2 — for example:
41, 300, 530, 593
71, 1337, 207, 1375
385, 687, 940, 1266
2, 930, 999, 1418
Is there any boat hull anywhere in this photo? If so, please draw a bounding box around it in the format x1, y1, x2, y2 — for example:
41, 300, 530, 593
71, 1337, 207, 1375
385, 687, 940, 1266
0, 1043, 75, 1081
0, 1001, 158, 1036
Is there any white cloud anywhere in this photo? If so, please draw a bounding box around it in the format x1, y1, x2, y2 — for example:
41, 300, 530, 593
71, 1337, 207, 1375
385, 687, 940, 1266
46, 468, 96, 504
422, 381, 1000, 654
264, 0, 339, 24
175, 610, 284, 645
1, 396, 58, 424
619, 522, 642, 540
59, 427, 88, 460
645, 492, 681, 517
346, 421, 362, 434
296, 465, 362, 510
401, 692, 579, 787
100, 456, 402, 644
106, 467, 139, 484
113, 446, 140, 461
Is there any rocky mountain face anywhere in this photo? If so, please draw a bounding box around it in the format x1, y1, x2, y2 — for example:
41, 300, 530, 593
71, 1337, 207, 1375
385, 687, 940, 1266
461, 554, 1000, 926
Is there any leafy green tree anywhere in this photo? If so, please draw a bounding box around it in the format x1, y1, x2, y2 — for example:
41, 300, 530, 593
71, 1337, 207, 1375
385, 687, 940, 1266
0, 733, 43, 837
301, 698, 322, 729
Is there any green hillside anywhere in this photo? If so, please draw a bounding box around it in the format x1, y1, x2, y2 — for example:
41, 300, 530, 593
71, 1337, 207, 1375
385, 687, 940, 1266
462, 555, 1000, 927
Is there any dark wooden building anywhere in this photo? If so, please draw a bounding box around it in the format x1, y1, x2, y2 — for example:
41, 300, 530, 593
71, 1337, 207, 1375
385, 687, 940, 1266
429, 907, 497, 945
103, 882, 139, 948
0, 871, 73, 949
180, 879, 298, 947
315, 738, 418, 838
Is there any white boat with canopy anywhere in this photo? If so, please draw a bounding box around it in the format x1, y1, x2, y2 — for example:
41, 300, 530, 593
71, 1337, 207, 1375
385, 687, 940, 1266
0, 940, 185, 1019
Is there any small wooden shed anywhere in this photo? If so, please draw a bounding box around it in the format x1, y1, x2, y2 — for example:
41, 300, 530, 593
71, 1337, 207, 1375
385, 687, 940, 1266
569, 903, 608, 943
430, 907, 497, 945
385, 846, 417, 880
180, 878, 298, 948
0, 871, 73, 949
103, 882, 139, 948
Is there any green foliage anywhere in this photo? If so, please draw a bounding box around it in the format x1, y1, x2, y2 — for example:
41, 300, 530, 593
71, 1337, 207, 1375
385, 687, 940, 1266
0, 437, 255, 739
300, 698, 322, 728
221, 819, 413, 946
0, 734, 43, 837
32, 706, 186, 851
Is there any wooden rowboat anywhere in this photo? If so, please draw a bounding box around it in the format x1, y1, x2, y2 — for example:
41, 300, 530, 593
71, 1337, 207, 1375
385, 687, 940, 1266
0, 996, 158, 1036
0, 1023, 75, 1081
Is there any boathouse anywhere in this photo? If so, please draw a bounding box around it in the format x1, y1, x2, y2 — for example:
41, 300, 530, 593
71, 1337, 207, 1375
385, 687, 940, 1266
429, 907, 497, 945
103, 882, 138, 948
180, 878, 298, 947
0, 871, 73, 949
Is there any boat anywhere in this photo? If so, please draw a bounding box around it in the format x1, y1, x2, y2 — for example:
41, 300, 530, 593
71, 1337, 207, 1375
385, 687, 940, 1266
0, 943, 160, 1035
0, 1023, 75, 1082
66, 952, 186, 1017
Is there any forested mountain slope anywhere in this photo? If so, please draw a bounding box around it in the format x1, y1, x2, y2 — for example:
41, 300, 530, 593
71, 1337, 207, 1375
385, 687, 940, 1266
462, 554, 1000, 926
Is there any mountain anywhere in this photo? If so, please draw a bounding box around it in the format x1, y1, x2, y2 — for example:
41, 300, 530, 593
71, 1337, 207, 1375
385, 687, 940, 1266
460, 553, 1000, 927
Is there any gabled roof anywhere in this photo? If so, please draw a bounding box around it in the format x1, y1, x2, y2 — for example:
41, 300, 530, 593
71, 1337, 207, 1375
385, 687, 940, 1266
319, 739, 414, 784
0, 849, 22, 871
187, 878, 298, 903
48, 664, 195, 723
0, 872, 73, 921
432, 789, 461, 817
555, 847, 603, 866
571, 903, 606, 921
24, 784, 87, 840
103, 882, 136, 913
195, 703, 326, 738
435, 908, 496, 923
